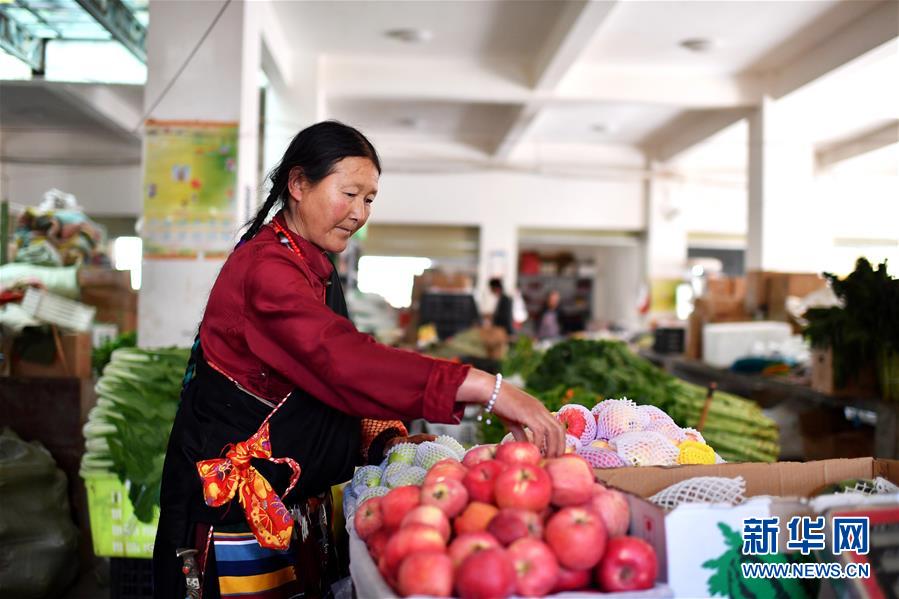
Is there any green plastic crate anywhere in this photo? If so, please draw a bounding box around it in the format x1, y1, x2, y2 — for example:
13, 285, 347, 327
85, 474, 158, 558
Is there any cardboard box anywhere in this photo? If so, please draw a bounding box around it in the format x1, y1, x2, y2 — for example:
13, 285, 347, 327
810, 346, 879, 396
595, 458, 899, 598
10, 331, 92, 378
767, 272, 826, 322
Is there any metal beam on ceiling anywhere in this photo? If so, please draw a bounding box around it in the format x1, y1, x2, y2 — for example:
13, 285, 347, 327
0, 11, 45, 72
72, 0, 146, 63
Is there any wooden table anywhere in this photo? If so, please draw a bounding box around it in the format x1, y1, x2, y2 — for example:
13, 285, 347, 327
640, 351, 899, 459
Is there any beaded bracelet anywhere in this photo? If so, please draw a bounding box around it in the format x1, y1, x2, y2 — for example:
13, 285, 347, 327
476, 373, 503, 425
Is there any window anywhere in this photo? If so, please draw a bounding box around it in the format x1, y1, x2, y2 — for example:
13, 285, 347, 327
112, 236, 142, 290
357, 256, 432, 309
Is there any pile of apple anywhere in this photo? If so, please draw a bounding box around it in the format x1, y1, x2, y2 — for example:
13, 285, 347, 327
353, 441, 658, 598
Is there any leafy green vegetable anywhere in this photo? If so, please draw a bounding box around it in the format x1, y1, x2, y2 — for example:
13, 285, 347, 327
804, 258, 899, 391
81, 346, 189, 522
91, 331, 137, 377
487, 339, 779, 462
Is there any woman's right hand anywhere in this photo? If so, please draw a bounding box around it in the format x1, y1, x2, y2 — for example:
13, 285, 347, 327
457, 369, 565, 457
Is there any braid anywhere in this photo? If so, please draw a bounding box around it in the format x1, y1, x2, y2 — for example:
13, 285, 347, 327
238, 174, 287, 244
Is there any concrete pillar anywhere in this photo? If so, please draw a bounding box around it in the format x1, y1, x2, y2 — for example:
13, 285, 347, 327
138, 0, 262, 347
477, 221, 518, 313
645, 164, 688, 280
747, 95, 829, 272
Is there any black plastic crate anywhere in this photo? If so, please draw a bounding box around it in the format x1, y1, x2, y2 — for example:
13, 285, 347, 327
109, 558, 153, 599
653, 327, 686, 354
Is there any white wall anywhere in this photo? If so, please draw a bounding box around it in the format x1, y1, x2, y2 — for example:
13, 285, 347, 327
1, 162, 142, 216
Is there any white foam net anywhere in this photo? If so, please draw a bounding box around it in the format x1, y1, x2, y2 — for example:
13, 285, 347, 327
612, 431, 680, 466
565, 434, 582, 451
595, 399, 651, 439
577, 446, 627, 468
650, 476, 747, 510
682, 428, 706, 444
645, 418, 687, 444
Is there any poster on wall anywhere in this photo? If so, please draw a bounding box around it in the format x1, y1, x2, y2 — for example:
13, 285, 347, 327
141, 120, 238, 257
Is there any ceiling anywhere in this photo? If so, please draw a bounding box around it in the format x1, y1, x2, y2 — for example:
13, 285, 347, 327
273, 0, 898, 173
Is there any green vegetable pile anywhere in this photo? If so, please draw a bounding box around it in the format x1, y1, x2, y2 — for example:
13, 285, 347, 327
80, 346, 189, 522
486, 338, 779, 463
804, 258, 899, 398
91, 331, 137, 376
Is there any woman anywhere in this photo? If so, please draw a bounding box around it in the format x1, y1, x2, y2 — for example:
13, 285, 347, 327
153, 121, 564, 599
537, 290, 563, 340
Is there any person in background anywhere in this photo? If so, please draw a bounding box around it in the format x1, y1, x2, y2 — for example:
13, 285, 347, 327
537, 289, 563, 340
489, 277, 514, 336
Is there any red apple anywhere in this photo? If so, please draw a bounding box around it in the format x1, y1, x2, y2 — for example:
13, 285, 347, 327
424, 459, 469, 485
462, 444, 497, 467
397, 551, 453, 597
463, 459, 505, 504
557, 406, 588, 438
508, 538, 560, 597
595, 536, 657, 592
353, 497, 383, 541
486, 508, 544, 546
381, 486, 421, 529
382, 523, 446, 578
367, 528, 391, 562
454, 502, 500, 535
494, 464, 552, 512
545, 454, 595, 507
554, 566, 592, 592
456, 547, 516, 599
402, 505, 451, 542
495, 441, 542, 465
586, 483, 630, 538
421, 478, 469, 518
448, 532, 501, 569
378, 555, 395, 588
545, 506, 608, 570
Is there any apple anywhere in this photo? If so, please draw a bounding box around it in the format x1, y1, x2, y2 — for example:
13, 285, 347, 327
494, 464, 552, 512
421, 478, 469, 518
557, 404, 596, 443
448, 532, 501, 569
586, 483, 630, 538
381, 486, 421, 529
554, 566, 592, 592
456, 547, 516, 599
378, 554, 395, 588
508, 538, 559, 597
486, 508, 543, 546
545, 455, 595, 507
545, 506, 608, 570
353, 497, 383, 541
590, 440, 611, 450
401, 505, 451, 542
397, 551, 453, 597
367, 528, 391, 562
382, 523, 446, 578
595, 536, 657, 592
424, 459, 469, 485
495, 441, 542, 465
462, 444, 497, 467
462, 459, 505, 504
454, 502, 500, 535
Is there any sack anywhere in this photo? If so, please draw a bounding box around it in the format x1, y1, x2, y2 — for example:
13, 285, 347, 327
0, 428, 79, 598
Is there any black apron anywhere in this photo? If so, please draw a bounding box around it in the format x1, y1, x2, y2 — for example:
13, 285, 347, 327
153, 268, 358, 598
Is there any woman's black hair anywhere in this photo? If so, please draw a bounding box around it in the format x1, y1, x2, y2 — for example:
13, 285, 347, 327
239, 120, 381, 243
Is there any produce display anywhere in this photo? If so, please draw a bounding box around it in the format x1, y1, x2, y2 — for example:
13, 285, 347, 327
491, 339, 779, 463
349, 441, 659, 598
80, 346, 189, 522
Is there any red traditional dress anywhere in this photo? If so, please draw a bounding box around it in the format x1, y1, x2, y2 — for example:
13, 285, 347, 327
154, 213, 470, 598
